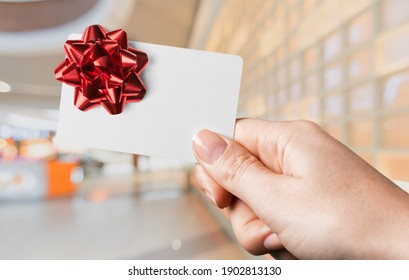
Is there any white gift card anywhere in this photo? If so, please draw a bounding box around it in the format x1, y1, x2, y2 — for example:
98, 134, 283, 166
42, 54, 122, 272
57, 34, 242, 162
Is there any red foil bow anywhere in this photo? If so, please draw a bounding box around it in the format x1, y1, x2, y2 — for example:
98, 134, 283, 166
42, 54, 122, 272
55, 25, 148, 115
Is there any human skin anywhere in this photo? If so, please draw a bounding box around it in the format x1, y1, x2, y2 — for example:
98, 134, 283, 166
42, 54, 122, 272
192, 119, 409, 259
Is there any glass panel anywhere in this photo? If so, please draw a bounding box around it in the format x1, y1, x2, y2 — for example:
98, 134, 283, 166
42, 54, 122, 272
290, 81, 302, 101
349, 119, 373, 147
276, 44, 286, 64
323, 30, 343, 62
378, 25, 409, 67
303, 45, 320, 71
382, 0, 409, 29
278, 88, 288, 106
300, 96, 320, 120
278, 65, 287, 87
348, 48, 371, 81
349, 83, 376, 113
266, 54, 275, 70
381, 113, 409, 148
378, 153, 409, 181
260, 17, 275, 55
288, 35, 299, 55
266, 68, 275, 92
324, 62, 343, 90
268, 92, 277, 111
304, 71, 321, 96
289, 56, 302, 80
288, 8, 299, 31
348, 11, 373, 47
324, 91, 343, 117
382, 69, 409, 108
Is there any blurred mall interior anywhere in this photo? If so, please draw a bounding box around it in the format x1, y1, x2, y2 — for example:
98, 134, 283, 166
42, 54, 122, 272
0, 0, 409, 259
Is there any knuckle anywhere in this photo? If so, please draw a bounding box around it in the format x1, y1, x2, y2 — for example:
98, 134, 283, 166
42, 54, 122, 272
288, 120, 323, 138
219, 151, 260, 186
292, 120, 321, 131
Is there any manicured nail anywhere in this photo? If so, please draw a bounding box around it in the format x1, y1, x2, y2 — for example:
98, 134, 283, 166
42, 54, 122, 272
192, 129, 227, 164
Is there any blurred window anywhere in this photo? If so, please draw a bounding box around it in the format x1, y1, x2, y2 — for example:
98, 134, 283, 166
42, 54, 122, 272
348, 83, 376, 113
290, 81, 302, 101
381, 113, 409, 148
382, 0, 409, 29
207, 0, 409, 181
303, 45, 320, 71
349, 119, 373, 147
348, 48, 372, 81
304, 71, 321, 96
324, 62, 343, 90
290, 56, 302, 80
323, 30, 343, 62
348, 11, 373, 47
324, 91, 343, 117
277, 64, 287, 87
382, 69, 409, 108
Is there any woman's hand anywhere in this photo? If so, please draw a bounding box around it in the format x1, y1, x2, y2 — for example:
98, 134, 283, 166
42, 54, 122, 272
192, 119, 409, 259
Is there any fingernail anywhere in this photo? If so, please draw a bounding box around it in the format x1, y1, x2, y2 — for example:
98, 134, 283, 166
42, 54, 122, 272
264, 234, 276, 250
264, 233, 282, 251
204, 190, 217, 206
192, 129, 227, 164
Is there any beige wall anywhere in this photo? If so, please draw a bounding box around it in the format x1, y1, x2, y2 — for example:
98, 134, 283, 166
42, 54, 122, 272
198, 0, 409, 181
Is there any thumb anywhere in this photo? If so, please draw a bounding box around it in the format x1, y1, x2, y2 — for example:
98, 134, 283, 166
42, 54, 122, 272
192, 129, 292, 224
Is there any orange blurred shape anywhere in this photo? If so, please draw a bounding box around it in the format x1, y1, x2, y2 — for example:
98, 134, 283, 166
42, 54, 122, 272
47, 160, 79, 198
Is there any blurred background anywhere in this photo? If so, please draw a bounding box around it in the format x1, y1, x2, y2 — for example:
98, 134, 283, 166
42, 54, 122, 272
0, 0, 408, 259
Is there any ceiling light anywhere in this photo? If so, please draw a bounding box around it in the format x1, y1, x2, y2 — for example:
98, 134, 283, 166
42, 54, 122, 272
0, 81, 11, 93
